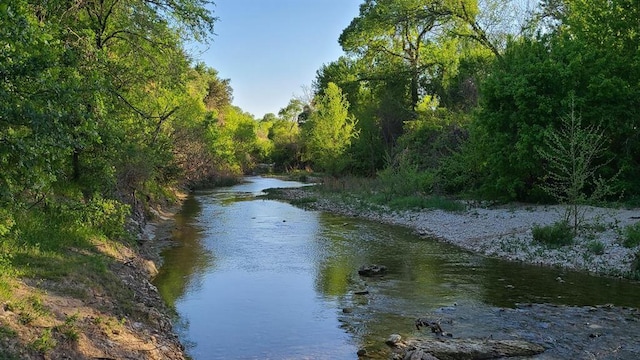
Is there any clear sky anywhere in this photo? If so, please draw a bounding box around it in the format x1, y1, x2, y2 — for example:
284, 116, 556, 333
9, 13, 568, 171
195, 0, 363, 119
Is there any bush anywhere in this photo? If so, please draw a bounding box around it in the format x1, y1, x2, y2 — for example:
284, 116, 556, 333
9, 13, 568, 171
623, 222, 640, 248
82, 196, 130, 240
587, 240, 605, 255
0, 208, 15, 237
532, 221, 574, 247
377, 151, 434, 199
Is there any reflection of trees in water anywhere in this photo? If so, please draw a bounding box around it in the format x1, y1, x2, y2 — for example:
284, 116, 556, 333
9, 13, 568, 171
153, 195, 214, 309
477, 259, 640, 308
312, 214, 468, 354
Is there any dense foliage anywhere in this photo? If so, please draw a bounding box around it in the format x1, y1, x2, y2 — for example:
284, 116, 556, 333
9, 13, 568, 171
2, 0, 640, 268
0, 0, 280, 306
299, 0, 640, 204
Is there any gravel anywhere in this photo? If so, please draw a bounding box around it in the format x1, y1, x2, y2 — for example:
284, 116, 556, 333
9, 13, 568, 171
277, 188, 640, 277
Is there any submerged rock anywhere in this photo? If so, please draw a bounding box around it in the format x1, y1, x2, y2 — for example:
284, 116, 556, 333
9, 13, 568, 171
358, 264, 388, 277
393, 338, 545, 360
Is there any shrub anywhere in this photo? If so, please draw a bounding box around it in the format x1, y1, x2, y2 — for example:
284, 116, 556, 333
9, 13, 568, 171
623, 222, 640, 248
377, 151, 434, 199
0, 208, 15, 237
587, 240, 605, 255
83, 196, 130, 240
532, 221, 574, 247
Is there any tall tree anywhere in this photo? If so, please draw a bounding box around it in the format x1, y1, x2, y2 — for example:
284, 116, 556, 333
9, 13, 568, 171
303, 83, 358, 174
339, 0, 464, 110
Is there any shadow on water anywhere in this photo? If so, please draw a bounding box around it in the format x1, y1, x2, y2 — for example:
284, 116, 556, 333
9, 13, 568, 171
153, 177, 640, 359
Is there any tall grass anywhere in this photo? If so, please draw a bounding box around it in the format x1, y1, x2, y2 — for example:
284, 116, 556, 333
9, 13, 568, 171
315, 175, 465, 212
532, 221, 574, 247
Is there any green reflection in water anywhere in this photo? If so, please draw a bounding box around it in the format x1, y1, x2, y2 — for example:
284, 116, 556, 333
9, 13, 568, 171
153, 196, 213, 309
153, 178, 640, 359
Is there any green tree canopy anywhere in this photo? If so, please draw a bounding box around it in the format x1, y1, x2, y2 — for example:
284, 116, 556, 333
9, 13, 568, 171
303, 83, 358, 174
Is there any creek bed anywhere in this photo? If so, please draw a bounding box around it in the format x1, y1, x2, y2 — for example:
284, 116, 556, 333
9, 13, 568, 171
153, 177, 640, 359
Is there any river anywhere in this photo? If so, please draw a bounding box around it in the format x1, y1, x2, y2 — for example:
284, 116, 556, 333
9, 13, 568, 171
153, 177, 640, 359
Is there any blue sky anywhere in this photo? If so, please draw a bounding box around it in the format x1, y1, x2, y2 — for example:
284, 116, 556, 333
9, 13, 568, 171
195, 0, 362, 119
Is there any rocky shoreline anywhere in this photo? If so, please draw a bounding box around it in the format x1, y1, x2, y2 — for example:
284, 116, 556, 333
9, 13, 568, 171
273, 187, 640, 277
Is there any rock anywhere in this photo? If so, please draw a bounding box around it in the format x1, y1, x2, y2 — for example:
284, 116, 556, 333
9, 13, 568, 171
415, 318, 451, 337
342, 308, 353, 313
386, 334, 402, 347
142, 259, 158, 277
404, 349, 442, 360
358, 264, 387, 277
357, 348, 367, 356
397, 338, 545, 360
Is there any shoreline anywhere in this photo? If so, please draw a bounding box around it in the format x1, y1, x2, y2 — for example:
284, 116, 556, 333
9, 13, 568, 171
274, 187, 640, 278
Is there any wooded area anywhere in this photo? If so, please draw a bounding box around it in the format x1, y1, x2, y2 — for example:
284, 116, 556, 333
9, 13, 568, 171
0, 0, 639, 356
1, 0, 639, 253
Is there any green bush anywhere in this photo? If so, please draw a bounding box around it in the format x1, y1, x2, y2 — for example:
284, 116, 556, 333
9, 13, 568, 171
623, 222, 640, 248
83, 196, 130, 240
0, 208, 15, 237
587, 240, 605, 255
377, 152, 434, 199
532, 221, 574, 247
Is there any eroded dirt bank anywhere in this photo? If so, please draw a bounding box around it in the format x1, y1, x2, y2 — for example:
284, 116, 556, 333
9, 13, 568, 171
0, 200, 187, 360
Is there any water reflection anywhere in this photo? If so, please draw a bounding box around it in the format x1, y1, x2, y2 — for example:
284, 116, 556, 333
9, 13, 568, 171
154, 177, 640, 359
154, 196, 214, 309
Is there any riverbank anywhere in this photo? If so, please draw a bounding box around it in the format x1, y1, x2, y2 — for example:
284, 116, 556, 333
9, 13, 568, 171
0, 196, 187, 359
271, 187, 640, 278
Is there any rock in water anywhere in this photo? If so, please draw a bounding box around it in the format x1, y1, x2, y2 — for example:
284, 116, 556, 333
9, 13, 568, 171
396, 338, 545, 360
358, 264, 387, 277
386, 334, 402, 346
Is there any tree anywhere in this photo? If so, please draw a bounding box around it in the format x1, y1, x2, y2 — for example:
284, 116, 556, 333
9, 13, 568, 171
303, 83, 358, 174
339, 0, 465, 110
538, 100, 615, 233
471, 0, 640, 200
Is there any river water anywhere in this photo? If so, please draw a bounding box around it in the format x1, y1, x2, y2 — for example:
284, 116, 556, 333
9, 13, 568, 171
153, 177, 640, 359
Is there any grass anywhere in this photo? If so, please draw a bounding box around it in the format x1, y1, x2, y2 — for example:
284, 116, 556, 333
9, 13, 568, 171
622, 222, 640, 248
0, 196, 144, 357
587, 240, 605, 255
55, 314, 80, 343
313, 175, 466, 212
532, 221, 575, 247
30, 328, 57, 353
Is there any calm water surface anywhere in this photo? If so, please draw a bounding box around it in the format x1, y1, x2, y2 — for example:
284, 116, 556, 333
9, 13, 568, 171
153, 177, 640, 359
